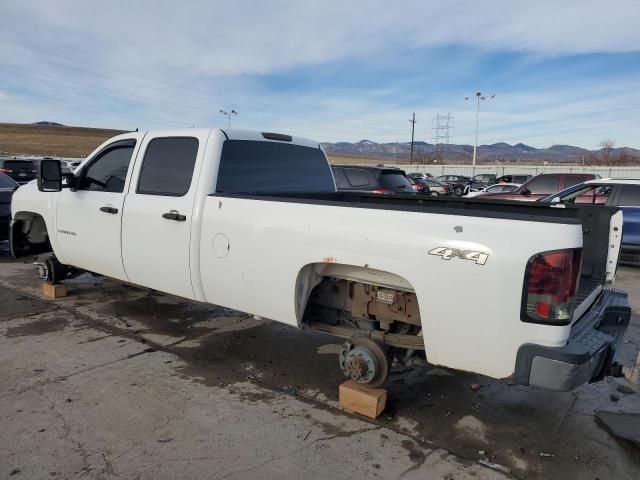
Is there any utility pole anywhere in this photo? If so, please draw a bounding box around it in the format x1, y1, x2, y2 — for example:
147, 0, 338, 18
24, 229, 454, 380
409, 113, 416, 165
220, 109, 238, 128
465, 92, 495, 174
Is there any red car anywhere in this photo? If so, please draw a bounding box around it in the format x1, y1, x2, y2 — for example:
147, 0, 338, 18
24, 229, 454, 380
481, 173, 598, 201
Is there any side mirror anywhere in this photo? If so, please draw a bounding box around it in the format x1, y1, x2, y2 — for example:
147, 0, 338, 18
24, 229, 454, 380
521, 188, 531, 195
37, 159, 62, 192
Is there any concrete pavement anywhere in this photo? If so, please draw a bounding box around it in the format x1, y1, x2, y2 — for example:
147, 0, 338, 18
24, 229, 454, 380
1, 254, 639, 479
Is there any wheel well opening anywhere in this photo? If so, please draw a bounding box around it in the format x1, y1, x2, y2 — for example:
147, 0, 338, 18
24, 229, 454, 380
11, 212, 52, 258
295, 262, 426, 360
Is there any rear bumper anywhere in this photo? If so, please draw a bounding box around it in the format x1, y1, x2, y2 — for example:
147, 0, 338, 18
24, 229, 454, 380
514, 289, 631, 391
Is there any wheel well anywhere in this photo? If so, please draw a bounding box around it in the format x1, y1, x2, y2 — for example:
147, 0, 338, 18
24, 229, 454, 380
295, 262, 421, 327
11, 212, 51, 258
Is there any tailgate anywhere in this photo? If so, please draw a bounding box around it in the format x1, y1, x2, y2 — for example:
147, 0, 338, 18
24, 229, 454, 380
571, 207, 623, 322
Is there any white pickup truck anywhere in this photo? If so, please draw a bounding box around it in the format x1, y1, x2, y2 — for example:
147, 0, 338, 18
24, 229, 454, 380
10, 128, 631, 390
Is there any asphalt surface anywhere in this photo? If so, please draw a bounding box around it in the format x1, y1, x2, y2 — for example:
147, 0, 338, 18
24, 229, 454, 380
1, 244, 639, 479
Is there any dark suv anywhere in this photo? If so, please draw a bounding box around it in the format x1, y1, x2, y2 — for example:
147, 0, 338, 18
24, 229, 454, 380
0, 159, 37, 185
332, 165, 416, 194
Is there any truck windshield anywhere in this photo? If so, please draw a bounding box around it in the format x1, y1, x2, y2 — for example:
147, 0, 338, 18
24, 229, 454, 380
216, 140, 335, 194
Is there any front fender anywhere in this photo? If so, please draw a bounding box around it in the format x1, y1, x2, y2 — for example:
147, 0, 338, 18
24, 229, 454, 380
11, 182, 64, 262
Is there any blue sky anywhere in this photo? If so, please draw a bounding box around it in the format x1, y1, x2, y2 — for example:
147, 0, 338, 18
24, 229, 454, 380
1, 0, 640, 149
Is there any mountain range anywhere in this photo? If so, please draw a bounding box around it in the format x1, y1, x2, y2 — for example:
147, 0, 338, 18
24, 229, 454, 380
321, 140, 640, 163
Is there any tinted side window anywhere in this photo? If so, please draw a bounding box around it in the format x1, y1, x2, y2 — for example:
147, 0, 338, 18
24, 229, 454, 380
526, 176, 560, 195
332, 168, 349, 189
344, 169, 370, 187
619, 185, 640, 206
81, 143, 135, 193
216, 140, 334, 193
564, 175, 590, 188
137, 137, 199, 196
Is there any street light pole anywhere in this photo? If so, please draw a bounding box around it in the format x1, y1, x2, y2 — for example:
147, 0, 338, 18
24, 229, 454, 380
465, 92, 495, 175
473, 94, 480, 169
409, 113, 416, 165
219, 109, 238, 128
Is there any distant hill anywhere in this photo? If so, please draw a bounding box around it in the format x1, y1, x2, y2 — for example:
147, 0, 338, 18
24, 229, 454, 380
322, 140, 640, 163
2, 122, 637, 163
0, 123, 127, 157
32, 121, 65, 127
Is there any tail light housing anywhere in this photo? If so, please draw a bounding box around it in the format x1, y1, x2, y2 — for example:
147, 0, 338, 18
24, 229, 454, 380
522, 248, 582, 325
0, 168, 12, 173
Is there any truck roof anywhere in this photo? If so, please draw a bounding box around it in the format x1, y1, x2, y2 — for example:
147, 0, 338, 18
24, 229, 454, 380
119, 128, 321, 150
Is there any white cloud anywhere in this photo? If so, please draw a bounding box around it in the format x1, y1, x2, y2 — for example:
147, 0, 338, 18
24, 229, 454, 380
3, 1, 639, 76
1, 0, 639, 148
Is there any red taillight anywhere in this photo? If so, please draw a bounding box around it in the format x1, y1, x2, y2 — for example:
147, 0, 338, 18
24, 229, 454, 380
372, 189, 393, 194
0, 168, 12, 173
523, 249, 582, 324
411, 184, 421, 191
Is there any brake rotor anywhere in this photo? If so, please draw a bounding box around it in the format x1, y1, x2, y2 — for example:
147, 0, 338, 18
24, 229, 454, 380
338, 335, 389, 388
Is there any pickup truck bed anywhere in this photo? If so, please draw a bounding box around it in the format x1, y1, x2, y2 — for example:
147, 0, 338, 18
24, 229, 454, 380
214, 190, 619, 292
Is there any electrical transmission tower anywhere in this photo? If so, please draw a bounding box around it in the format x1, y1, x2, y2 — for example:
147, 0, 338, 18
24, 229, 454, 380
431, 113, 454, 164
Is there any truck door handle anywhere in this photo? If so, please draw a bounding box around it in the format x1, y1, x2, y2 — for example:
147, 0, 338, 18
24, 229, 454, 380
99, 206, 119, 214
162, 210, 186, 222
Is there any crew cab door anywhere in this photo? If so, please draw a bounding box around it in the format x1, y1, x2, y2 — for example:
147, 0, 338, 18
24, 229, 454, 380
121, 133, 206, 299
55, 134, 143, 280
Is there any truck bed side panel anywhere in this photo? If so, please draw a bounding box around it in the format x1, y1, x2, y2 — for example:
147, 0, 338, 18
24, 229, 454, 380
198, 195, 583, 379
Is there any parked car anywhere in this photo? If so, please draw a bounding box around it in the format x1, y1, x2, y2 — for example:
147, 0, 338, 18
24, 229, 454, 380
414, 178, 452, 196
435, 175, 472, 196
0, 159, 37, 185
465, 183, 520, 198
332, 165, 416, 194
539, 179, 640, 266
10, 128, 630, 391
495, 174, 533, 185
407, 172, 433, 181
407, 178, 429, 194
469, 173, 497, 191
0, 172, 19, 241
482, 173, 598, 201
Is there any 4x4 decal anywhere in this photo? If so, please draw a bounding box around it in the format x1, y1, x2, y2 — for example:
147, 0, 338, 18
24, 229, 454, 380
428, 247, 489, 265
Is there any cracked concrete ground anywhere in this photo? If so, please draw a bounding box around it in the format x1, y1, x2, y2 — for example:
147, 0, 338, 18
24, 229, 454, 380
0, 254, 508, 480
1, 246, 639, 479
